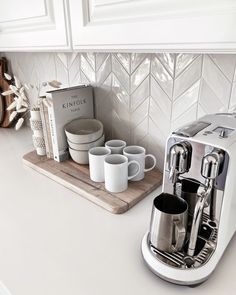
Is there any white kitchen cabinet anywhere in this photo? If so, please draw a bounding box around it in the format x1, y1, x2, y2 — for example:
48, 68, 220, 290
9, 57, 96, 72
1, 0, 236, 52
70, 0, 236, 52
0, 0, 71, 51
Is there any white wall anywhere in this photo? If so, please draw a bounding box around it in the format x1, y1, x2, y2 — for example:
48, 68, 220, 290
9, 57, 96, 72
1, 52, 236, 170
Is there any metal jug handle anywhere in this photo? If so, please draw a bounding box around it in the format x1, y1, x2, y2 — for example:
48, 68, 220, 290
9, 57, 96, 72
172, 219, 185, 252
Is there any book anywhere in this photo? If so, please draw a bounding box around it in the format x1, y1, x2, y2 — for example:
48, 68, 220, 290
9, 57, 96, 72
39, 97, 53, 159
46, 85, 94, 162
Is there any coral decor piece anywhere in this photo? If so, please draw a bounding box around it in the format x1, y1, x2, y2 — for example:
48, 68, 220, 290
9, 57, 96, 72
1, 73, 30, 130
1, 73, 61, 130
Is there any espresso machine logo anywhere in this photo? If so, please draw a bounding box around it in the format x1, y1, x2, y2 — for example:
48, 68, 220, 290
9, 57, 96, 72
62, 96, 87, 112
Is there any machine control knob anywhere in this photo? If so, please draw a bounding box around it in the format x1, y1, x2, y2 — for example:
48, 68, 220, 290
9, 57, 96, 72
219, 129, 227, 138
201, 150, 224, 179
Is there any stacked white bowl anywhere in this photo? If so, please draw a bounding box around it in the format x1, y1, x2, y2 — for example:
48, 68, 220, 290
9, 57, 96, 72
65, 118, 104, 164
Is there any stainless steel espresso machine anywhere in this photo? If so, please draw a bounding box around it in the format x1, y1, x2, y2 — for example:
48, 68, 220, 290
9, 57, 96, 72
141, 113, 236, 286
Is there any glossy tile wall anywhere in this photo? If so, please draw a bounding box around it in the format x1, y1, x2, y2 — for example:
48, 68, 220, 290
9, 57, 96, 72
1, 52, 236, 170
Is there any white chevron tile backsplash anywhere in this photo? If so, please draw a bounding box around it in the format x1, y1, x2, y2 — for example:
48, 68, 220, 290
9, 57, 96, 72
1, 52, 236, 170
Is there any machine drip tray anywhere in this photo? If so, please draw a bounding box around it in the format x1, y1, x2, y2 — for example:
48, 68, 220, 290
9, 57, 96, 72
150, 213, 218, 269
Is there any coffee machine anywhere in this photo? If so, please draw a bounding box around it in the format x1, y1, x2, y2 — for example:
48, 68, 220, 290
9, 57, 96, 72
141, 113, 236, 286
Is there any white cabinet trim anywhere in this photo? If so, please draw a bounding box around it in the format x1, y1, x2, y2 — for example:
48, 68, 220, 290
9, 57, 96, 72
70, 0, 236, 53
0, 0, 71, 51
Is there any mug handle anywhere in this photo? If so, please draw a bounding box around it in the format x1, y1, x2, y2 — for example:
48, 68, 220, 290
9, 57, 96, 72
128, 160, 141, 180
144, 154, 156, 172
172, 219, 186, 252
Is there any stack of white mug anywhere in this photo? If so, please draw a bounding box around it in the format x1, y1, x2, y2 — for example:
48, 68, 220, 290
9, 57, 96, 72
88, 139, 156, 193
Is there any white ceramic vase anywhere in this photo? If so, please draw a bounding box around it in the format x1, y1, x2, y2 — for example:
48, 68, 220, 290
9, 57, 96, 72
30, 108, 46, 156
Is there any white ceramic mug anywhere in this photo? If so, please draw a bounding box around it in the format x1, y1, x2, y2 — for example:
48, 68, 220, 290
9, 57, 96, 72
123, 146, 156, 181
105, 139, 126, 154
89, 147, 111, 182
104, 154, 141, 193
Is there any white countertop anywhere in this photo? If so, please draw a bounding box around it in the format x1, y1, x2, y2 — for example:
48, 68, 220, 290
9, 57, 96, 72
0, 127, 236, 295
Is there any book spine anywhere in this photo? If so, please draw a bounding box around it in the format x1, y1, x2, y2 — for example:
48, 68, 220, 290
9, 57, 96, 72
39, 100, 50, 158
44, 106, 54, 159
47, 103, 60, 162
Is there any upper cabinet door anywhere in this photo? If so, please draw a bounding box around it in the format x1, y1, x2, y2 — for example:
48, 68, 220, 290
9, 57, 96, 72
0, 0, 70, 51
70, 0, 236, 52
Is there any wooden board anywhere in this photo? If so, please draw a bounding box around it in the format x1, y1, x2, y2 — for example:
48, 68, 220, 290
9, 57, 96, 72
23, 151, 162, 214
0, 94, 4, 124
0, 58, 15, 128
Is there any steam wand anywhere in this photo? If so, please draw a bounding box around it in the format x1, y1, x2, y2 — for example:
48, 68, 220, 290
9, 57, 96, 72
187, 151, 223, 257
187, 179, 213, 256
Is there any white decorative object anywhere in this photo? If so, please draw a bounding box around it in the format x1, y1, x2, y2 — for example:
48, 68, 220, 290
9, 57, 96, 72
104, 154, 141, 193
123, 146, 156, 181
68, 134, 105, 151
30, 108, 46, 156
64, 118, 102, 145
69, 147, 89, 165
1, 72, 62, 132
88, 147, 111, 182
105, 139, 126, 154
2, 73, 29, 130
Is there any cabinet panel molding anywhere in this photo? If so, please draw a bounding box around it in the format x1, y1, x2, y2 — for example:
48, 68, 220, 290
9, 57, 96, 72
0, 0, 71, 51
87, 0, 236, 23
70, 0, 236, 52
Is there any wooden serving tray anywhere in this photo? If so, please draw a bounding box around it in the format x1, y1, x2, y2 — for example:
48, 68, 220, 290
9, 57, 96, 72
23, 151, 162, 214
